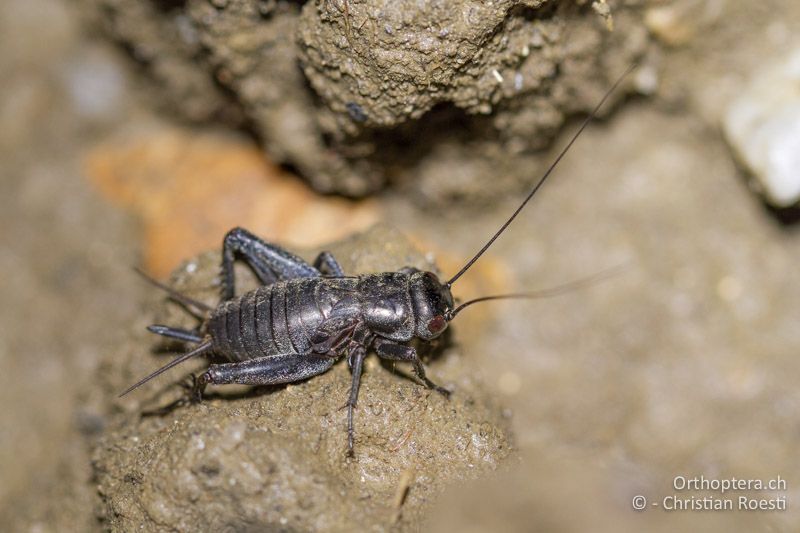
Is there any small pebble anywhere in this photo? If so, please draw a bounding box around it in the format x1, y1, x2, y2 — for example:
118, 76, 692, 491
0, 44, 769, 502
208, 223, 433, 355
62, 47, 126, 121
633, 64, 659, 95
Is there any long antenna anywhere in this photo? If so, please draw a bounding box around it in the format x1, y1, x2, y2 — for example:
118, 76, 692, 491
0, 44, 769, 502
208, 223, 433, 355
445, 263, 627, 320
446, 64, 636, 287
119, 340, 212, 397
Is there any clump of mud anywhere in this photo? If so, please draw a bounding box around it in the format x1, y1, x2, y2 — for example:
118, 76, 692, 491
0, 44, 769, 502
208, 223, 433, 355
79, 0, 650, 201
92, 226, 511, 531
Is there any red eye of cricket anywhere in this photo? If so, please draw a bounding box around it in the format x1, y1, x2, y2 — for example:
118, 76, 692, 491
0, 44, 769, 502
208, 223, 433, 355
427, 315, 446, 334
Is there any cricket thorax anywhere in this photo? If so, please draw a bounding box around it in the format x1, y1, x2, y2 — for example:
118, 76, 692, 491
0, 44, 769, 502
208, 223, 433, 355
357, 272, 415, 342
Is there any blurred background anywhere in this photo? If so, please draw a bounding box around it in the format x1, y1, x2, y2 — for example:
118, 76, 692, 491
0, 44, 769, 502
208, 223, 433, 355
1, 0, 799, 530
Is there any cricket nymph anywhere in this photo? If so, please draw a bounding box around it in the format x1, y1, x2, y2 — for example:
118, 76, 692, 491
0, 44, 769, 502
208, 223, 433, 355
205, 269, 453, 367
122, 65, 634, 454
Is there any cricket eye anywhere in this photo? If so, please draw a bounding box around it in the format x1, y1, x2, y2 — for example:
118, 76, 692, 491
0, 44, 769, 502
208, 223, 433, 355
427, 315, 446, 334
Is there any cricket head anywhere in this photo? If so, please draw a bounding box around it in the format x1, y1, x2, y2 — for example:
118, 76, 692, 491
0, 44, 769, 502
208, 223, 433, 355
409, 270, 455, 341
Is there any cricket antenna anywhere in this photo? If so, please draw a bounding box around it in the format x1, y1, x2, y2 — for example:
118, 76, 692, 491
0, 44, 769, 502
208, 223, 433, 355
445, 263, 627, 321
446, 64, 636, 288
119, 340, 213, 398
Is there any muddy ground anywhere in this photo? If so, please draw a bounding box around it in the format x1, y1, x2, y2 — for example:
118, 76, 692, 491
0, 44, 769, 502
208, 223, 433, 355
2, 0, 800, 531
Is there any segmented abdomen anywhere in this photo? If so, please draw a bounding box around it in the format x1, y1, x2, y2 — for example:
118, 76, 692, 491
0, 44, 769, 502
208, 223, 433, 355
208, 277, 358, 362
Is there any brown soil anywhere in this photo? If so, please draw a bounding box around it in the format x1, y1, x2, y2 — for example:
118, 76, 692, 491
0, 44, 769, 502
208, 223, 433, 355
2, 0, 800, 531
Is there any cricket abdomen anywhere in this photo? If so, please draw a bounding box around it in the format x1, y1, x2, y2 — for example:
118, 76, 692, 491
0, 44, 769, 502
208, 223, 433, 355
208, 277, 360, 362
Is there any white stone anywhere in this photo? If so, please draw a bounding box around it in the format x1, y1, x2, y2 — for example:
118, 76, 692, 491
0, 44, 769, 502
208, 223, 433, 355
723, 50, 800, 207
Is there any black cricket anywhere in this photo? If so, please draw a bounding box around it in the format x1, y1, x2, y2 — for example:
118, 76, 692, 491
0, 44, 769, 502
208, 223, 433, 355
121, 66, 634, 454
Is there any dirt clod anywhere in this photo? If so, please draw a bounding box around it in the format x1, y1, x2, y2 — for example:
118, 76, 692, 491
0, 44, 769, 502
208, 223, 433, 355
80, 0, 651, 201
93, 226, 512, 531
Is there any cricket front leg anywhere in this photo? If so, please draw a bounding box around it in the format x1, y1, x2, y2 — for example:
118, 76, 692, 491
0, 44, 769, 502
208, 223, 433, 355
343, 344, 367, 455
373, 338, 450, 397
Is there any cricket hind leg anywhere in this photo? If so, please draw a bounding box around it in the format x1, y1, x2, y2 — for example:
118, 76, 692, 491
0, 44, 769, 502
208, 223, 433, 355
373, 338, 450, 397
220, 227, 321, 300
191, 353, 335, 400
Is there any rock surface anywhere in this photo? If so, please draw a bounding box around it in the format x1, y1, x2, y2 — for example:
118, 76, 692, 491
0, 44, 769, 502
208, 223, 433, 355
79, 0, 651, 200
93, 226, 512, 531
